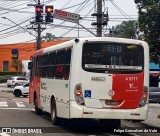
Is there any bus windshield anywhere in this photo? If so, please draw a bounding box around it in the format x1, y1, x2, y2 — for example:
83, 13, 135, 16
82, 42, 144, 74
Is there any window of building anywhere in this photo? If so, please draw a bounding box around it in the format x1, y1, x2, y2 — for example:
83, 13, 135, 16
3, 61, 9, 71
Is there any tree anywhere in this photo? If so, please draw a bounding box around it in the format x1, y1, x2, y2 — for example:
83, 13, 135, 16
10, 59, 23, 72
115, 21, 137, 39
41, 33, 55, 42
134, 0, 160, 63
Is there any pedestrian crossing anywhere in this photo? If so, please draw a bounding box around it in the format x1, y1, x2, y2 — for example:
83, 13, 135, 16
0, 133, 11, 136
0, 98, 33, 110
0, 102, 26, 108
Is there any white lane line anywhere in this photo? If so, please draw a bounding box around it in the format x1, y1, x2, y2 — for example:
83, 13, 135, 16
0, 102, 8, 107
0, 133, 11, 136
16, 102, 26, 108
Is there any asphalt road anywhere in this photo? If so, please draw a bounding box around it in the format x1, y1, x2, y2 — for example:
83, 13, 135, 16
0, 84, 160, 136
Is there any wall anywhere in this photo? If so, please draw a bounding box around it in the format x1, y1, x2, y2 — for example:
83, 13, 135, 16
0, 40, 67, 72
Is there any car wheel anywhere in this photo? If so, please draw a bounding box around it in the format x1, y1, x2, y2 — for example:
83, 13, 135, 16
14, 90, 21, 97
7, 85, 11, 87
23, 95, 27, 98
51, 99, 59, 125
34, 94, 42, 115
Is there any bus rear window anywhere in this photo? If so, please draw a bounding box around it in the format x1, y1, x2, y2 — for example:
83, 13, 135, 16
82, 42, 144, 74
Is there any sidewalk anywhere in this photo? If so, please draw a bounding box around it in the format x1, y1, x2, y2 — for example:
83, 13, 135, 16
0, 83, 13, 92
0, 83, 7, 87
142, 104, 160, 128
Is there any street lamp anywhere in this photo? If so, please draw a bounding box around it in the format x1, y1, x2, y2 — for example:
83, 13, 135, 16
1, 17, 37, 38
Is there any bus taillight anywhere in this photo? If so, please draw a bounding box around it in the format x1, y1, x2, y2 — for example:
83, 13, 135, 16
74, 83, 85, 105
139, 86, 148, 108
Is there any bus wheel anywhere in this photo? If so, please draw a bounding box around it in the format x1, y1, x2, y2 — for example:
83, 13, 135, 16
99, 119, 121, 128
51, 99, 59, 125
34, 95, 42, 115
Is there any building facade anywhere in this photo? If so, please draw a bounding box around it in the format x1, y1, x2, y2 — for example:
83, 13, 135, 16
0, 40, 67, 72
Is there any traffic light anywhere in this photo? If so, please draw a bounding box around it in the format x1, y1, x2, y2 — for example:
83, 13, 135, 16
35, 5, 43, 23
45, 6, 53, 23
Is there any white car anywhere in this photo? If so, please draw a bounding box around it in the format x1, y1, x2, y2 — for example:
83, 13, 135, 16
13, 83, 29, 97
7, 76, 28, 87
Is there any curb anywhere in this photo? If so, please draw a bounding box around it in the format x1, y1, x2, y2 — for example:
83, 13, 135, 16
1, 90, 13, 93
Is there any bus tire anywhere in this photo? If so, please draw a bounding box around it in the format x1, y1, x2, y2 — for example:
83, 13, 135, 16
51, 99, 59, 125
99, 119, 121, 128
34, 94, 42, 115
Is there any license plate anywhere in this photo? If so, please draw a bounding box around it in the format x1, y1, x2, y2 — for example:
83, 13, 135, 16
105, 100, 118, 105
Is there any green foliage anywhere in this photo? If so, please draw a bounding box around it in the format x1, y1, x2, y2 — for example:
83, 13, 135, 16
115, 21, 137, 39
134, 0, 160, 63
0, 72, 23, 83
10, 59, 23, 71
0, 71, 22, 76
41, 33, 55, 42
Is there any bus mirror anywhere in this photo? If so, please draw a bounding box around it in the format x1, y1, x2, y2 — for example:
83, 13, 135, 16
75, 38, 79, 43
28, 62, 32, 70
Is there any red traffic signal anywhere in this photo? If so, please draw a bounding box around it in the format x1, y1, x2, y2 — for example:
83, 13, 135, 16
45, 6, 53, 13
35, 6, 43, 13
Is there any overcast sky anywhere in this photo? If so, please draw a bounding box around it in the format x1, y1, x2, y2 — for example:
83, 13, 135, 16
0, 0, 138, 44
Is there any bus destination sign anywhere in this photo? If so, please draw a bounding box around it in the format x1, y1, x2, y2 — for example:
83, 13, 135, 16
54, 9, 80, 23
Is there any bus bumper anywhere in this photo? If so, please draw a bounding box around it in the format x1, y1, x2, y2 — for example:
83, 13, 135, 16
70, 101, 148, 120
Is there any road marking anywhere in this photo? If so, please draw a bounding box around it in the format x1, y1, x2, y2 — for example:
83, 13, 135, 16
0, 102, 8, 107
0, 108, 33, 110
0, 133, 11, 136
16, 102, 25, 108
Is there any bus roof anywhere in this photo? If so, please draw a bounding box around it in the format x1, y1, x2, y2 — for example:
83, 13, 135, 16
33, 37, 148, 56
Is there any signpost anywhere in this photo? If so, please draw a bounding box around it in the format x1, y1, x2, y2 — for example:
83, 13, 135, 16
53, 9, 96, 36
54, 9, 80, 23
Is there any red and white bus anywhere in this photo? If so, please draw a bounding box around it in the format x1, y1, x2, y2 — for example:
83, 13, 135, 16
28, 37, 149, 127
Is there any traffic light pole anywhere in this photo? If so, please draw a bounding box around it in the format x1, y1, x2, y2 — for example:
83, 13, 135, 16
37, 24, 41, 50
27, 0, 44, 50
37, 0, 41, 50
27, 0, 54, 50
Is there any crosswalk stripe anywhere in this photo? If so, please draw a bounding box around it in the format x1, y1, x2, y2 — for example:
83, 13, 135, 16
0, 102, 8, 107
16, 102, 26, 108
0, 133, 11, 136
0, 108, 33, 110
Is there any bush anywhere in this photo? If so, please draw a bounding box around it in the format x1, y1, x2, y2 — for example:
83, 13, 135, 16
0, 72, 23, 83
0, 71, 23, 76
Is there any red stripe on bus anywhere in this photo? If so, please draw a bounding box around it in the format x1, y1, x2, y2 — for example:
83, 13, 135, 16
33, 49, 43, 57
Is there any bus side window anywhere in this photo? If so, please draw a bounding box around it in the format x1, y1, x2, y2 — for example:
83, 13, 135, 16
55, 65, 63, 79
65, 49, 71, 64
63, 65, 70, 80
47, 66, 55, 78
40, 67, 46, 77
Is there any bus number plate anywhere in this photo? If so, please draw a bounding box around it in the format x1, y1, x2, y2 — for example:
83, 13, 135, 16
105, 100, 118, 106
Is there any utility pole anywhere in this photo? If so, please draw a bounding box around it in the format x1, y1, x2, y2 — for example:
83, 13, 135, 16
27, 0, 46, 50
91, 0, 109, 37
97, 0, 102, 37
37, 0, 41, 50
